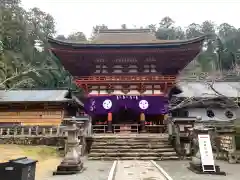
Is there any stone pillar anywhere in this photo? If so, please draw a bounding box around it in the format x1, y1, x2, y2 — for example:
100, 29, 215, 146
35, 126, 39, 136
49, 128, 53, 136
28, 128, 31, 136
42, 128, 46, 135
21, 128, 24, 135
56, 126, 60, 136
7, 128, 10, 135
14, 128, 17, 136
107, 112, 113, 133
140, 112, 146, 133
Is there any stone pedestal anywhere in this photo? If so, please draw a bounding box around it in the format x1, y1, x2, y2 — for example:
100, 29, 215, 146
188, 162, 225, 175
53, 120, 83, 175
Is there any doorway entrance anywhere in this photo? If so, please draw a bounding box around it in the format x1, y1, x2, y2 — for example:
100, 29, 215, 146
113, 107, 139, 133
114, 107, 138, 124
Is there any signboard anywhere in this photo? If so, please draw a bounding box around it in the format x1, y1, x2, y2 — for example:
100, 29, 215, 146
198, 134, 216, 172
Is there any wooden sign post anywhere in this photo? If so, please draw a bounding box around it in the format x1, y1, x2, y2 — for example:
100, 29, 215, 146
198, 134, 216, 172
188, 128, 226, 175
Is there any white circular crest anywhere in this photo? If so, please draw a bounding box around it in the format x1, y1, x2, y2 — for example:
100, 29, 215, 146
139, 100, 149, 110
103, 99, 112, 110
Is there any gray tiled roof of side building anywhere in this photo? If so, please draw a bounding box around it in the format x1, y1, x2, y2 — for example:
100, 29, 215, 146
176, 81, 240, 98
0, 90, 70, 102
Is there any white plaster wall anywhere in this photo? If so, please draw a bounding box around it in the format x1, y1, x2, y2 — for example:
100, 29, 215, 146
188, 108, 240, 121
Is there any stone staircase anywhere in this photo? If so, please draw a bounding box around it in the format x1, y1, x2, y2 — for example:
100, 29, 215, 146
88, 134, 179, 160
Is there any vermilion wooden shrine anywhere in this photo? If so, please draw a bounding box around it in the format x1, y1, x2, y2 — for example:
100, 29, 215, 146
48, 29, 205, 133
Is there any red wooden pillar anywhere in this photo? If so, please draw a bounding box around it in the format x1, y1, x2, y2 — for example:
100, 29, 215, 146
107, 112, 113, 133
140, 112, 146, 133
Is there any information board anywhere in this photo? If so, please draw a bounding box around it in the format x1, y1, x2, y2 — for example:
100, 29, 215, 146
198, 134, 216, 172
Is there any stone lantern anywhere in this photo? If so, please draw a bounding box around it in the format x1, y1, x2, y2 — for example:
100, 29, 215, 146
53, 120, 83, 175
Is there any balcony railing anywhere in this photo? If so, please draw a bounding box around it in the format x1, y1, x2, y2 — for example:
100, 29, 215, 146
92, 124, 167, 134
75, 75, 176, 84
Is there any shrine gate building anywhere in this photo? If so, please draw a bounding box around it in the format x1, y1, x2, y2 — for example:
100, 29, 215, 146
48, 29, 205, 133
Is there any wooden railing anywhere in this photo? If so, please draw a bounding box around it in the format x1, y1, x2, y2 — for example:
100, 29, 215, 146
93, 125, 107, 133
92, 124, 167, 134
75, 75, 176, 84
146, 125, 167, 133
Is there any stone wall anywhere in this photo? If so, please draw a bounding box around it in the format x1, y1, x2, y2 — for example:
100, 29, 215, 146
0, 136, 65, 146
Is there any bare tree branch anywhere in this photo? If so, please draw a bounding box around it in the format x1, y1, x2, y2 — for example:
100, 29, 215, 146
171, 75, 239, 111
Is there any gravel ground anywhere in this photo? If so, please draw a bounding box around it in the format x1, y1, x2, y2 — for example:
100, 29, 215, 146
157, 160, 240, 180
45, 160, 113, 180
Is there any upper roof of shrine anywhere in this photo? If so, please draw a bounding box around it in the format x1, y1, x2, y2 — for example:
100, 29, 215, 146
47, 29, 206, 77
48, 28, 206, 47
92, 29, 158, 44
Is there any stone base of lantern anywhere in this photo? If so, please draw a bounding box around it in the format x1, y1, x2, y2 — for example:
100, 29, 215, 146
53, 148, 84, 175
188, 162, 226, 176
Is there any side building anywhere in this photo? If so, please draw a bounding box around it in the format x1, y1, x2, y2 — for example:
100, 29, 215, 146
0, 90, 84, 126
170, 81, 240, 121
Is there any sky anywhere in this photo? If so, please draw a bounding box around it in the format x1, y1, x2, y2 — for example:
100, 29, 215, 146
21, 0, 240, 38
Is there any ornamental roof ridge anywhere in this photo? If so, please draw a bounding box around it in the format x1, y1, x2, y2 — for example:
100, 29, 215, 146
98, 29, 152, 34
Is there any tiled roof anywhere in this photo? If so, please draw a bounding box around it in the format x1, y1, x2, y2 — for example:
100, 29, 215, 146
92, 29, 160, 44
176, 81, 240, 98
0, 90, 70, 102
49, 29, 206, 46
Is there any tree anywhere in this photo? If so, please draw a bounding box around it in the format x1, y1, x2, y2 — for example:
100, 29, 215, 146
201, 21, 216, 35
91, 24, 108, 39
186, 23, 203, 38
121, 24, 127, 29
56, 35, 66, 41
218, 23, 237, 41
0, 1, 72, 89
159, 16, 175, 29
146, 24, 157, 32
156, 17, 185, 40
67, 32, 87, 42
196, 21, 217, 72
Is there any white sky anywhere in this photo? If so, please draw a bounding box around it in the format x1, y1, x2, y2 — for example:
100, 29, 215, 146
21, 0, 240, 38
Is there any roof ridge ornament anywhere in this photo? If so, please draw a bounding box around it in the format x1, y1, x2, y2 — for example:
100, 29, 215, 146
98, 29, 152, 34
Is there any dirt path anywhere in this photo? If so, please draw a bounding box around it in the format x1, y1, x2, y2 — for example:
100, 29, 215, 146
0, 145, 61, 180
